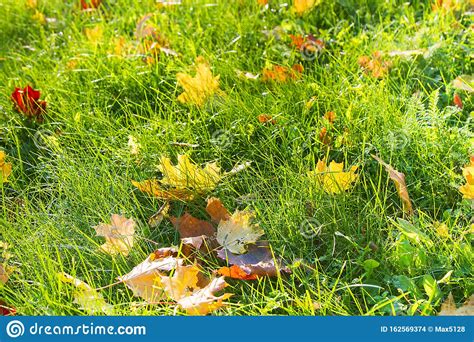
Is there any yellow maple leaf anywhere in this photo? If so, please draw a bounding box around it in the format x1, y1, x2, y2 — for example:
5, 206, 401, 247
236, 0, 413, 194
216, 211, 264, 254
308, 159, 358, 194
132, 155, 222, 200
58, 272, 114, 315
293, 0, 320, 15
459, 156, 474, 199
177, 57, 220, 106
159, 264, 231, 315
93, 214, 136, 256
0, 151, 12, 183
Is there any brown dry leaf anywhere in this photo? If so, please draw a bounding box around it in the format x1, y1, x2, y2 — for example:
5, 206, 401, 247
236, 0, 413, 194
177, 57, 220, 106
118, 251, 182, 303
170, 213, 215, 239
180, 235, 216, 257
58, 272, 114, 315
159, 264, 231, 315
438, 293, 474, 315
216, 211, 264, 254
206, 197, 230, 224
93, 214, 136, 256
372, 155, 414, 215
0, 151, 12, 183
217, 242, 290, 278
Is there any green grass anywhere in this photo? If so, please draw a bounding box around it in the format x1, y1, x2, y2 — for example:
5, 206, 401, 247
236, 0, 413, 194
0, 0, 472, 316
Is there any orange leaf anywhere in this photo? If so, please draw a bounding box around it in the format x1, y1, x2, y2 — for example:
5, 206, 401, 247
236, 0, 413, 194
206, 197, 231, 224
170, 212, 215, 239
217, 265, 259, 280
257, 114, 276, 125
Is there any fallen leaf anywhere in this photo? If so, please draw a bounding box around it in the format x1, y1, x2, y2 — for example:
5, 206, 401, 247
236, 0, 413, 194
452, 75, 474, 93
0, 264, 9, 284
308, 159, 358, 194
132, 179, 196, 200
177, 57, 220, 106
217, 242, 290, 278
80, 0, 101, 10
0, 151, 12, 183
148, 202, 170, 228
372, 155, 413, 215
216, 211, 264, 254
205, 197, 230, 224
262, 64, 303, 82
257, 114, 276, 124
358, 51, 392, 78
217, 265, 259, 280
128, 135, 141, 156
459, 156, 474, 199
235, 69, 259, 80
133, 155, 222, 200
159, 264, 231, 315
84, 25, 103, 45
58, 272, 113, 315
170, 213, 215, 239
0, 300, 15, 316
11, 86, 46, 122
293, 0, 320, 15
118, 252, 182, 303
93, 214, 136, 256
438, 293, 474, 315
453, 93, 463, 109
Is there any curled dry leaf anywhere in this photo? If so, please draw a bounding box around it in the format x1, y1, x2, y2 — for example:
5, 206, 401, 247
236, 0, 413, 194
132, 155, 222, 201
308, 159, 358, 194
372, 155, 413, 215
0, 151, 12, 183
217, 242, 290, 279
216, 211, 264, 254
159, 264, 231, 315
177, 57, 221, 106
459, 156, 474, 199
118, 250, 183, 303
438, 293, 474, 316
58, 272, 113, 315
93, 214, 136, 256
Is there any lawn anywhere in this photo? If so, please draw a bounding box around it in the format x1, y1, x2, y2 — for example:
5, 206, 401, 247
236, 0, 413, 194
0, 0, 473, 316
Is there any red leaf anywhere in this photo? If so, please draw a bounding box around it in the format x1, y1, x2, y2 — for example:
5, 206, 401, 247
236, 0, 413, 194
170, 212, 215, 239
